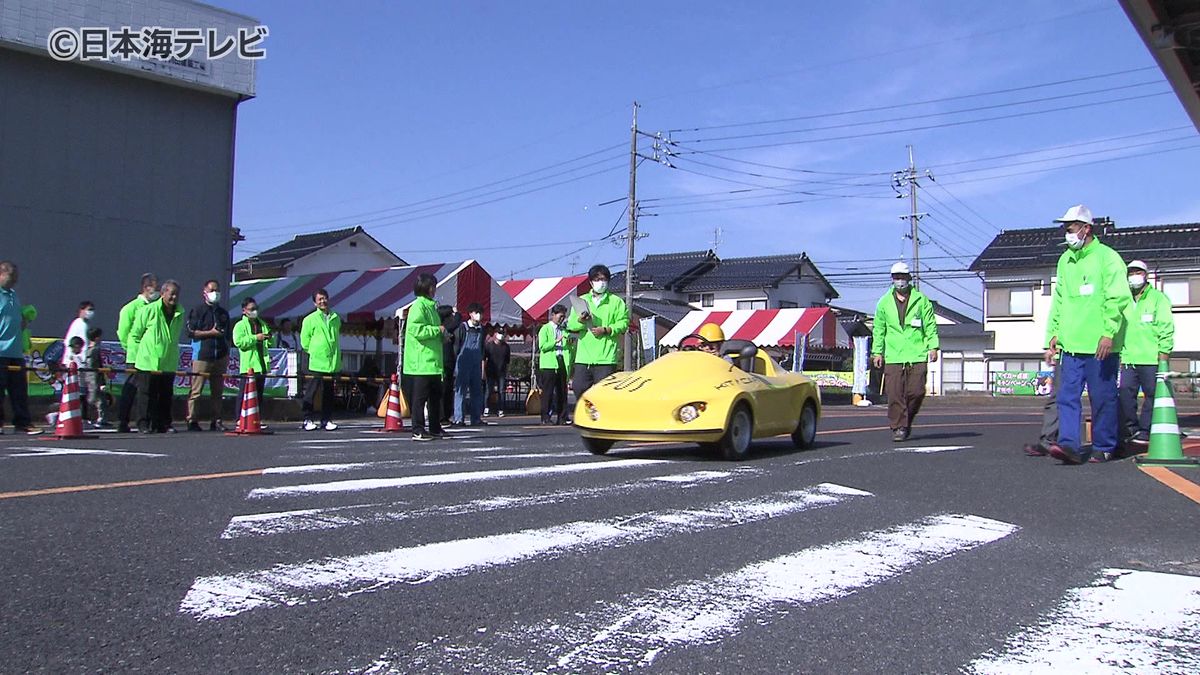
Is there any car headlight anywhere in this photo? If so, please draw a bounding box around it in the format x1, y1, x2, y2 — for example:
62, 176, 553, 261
584, 398, 600, 421
677, 402, 707, 423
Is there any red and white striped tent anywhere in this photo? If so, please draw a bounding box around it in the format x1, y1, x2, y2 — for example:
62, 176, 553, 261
229, 260, 526, 326
498, 275, 589, 324
660, 308, 850, 349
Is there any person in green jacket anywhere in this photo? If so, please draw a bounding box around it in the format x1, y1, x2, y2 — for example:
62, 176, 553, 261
300, 288, 342, 431
871, 261, 939, 442
403, 273, 447, 441
232, 296, 272, 413
20, 305, 36, 355
1043, 204, 1131, 465
567, 264, 629, 399
537, 304, 574, 425
128, 280, 183, 433
115, 273, 158, 432
1117, 260, 1174, 448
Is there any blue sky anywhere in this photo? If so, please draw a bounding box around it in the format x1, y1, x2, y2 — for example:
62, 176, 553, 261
222, 0, 1200, 317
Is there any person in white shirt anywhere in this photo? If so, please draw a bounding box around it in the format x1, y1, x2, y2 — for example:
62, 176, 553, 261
61, 301, 94, 365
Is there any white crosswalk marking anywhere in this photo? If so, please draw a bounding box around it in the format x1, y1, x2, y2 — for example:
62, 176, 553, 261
965, 568, 1200, 674
246, 458, 669, 499
180, 483, 873, 621
5, 446, 166, 458
373, 513, 1018, 672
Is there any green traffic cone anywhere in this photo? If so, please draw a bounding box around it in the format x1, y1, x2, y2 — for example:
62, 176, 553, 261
1136, 361, 1199, 467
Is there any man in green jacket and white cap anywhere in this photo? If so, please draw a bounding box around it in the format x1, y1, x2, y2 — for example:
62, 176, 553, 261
871, 261, 940, 442
567, 264, 629, 399
1118, 259, 1173, 449
1044, 204, 1131, 465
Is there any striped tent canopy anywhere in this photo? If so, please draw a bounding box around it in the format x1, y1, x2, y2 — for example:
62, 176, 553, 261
229, 260, 527, 326
498, 275, 589, 323
660, 308, 850, 348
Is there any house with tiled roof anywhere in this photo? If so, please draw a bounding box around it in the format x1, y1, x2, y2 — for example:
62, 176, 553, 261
613, 250, 838, 311
970, 219, 1200, 385
233, 226, 406, 281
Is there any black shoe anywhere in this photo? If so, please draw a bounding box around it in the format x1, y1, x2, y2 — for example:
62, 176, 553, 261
430, 430, 447, 439
1023, 443, 1049, 457
187, 421, 203, 432
162, 426, 178, 434
210, 421, 228, 432
902, 427, 911, 440
412, 432, 434, 442
117, 424, 132, 433
1048, 444, 1086, 465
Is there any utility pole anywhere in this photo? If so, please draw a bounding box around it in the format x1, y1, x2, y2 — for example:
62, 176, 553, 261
893, 145, 928, 288
624, 101, 639, 371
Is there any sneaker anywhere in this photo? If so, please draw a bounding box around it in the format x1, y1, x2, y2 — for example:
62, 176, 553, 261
323, 421, 338, 431
430, 430, 447, 439
1129, 434, 1150, 447
891, 429, 906, 443
210, 421, 228, 432
162, 426, 177, 434
46, 412, 59, 426
412, 432, 434, 442
187, 421, 203, 432
17, 426, 44, 436
1048, 444, 1085, 465
1023, 443, 1049, 457
498, 410, 505, 418
302, 420, 319, 431
483, 408, 490, 416
1088, 452, 1112, 464
117, 424, 132, 433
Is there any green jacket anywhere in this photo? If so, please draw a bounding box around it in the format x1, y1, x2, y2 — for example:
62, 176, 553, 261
128, 299, 184, 372
300, 309, 342, 374
566, 292, 629, 366
872, 288, 939, 365
117, 296, 149, 358
403, 296, 444, 376
1119, 285, 1174, 366
537, 321, 575, 371
232, 317, 272, 374
1044, 238, 1130, 354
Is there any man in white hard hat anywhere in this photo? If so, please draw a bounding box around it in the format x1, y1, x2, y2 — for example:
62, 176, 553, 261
1044, 204, 1131, 464
1117, 259, 1174, 449
871, 261, 940, 442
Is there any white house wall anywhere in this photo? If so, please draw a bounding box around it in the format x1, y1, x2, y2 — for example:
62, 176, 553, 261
286, 234, 401, 276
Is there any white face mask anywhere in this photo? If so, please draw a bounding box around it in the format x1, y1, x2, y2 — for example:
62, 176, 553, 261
147, 290, 161, 301
246, 309, 259, 319
469, 312, 482, 323
893, 279, 910, 291
495, 334, 505, 342
1064, 231, 1084, 250
591, 280, 608, 294
205, 291, 220, 304
1128, 275, 1146, 290
83, 309, 95, 320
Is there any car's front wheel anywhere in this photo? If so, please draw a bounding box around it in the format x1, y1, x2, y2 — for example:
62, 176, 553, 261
582, 436, 614, 455
720, 404, 753, 461
792, 401, 817, 449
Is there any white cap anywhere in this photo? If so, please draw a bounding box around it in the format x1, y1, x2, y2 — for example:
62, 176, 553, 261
890, 261, 911, 275
1127, 260, 1148, 272
1053, 204, 1093, 225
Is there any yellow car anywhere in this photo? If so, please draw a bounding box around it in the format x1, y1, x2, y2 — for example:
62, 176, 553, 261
574, 339, 821, 460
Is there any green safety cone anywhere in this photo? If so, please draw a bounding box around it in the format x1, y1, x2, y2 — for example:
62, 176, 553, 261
1136, 361, 1199, 468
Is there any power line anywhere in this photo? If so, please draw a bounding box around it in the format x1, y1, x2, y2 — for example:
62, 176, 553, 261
924, 125, 1192, 170
928, 181, 1002, 233
664, 66, 1157, 133
672, 80, 1162, 144
934, 135, 1196, 179
939, 143, 1200, 186
667, 90, 1171, 154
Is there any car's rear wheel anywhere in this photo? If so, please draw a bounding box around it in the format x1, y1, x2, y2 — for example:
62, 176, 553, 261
582, 436, 614, 455
720, 404, 753, 461
792, 401, 817, 449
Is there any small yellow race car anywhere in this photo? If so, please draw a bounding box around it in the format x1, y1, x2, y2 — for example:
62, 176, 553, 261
573, 339, 821, 460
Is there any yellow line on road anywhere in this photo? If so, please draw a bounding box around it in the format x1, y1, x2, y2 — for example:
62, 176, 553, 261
1139, 466, 1200, 506
0, 468, 266, 501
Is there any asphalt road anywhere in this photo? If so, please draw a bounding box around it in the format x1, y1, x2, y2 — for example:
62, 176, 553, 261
1, 401, 1198, 674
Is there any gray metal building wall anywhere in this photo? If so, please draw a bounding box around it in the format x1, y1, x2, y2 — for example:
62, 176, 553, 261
0, 46, 238, 343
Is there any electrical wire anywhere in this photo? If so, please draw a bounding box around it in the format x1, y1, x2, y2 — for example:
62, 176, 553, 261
938, 143, 1200, 186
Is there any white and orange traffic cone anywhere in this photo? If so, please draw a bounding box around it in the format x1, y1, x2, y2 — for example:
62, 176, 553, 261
52, 363, 97, 440
228, 369, 272, 436
371, 374, 406, 433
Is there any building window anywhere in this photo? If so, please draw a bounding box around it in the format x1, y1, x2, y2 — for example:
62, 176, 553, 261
779, 301, 798, 309
737, 299, 766, 310
1162, 277, 1199, 307
702, 293, 715, 307
688, 293, 701, 303
986, 287, 1034, 317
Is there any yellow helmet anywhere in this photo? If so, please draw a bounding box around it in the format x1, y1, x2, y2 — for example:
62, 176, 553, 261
697, 323, 725, 343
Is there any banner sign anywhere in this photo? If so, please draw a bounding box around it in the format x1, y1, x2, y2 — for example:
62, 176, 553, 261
803, 370, 854, 389
991, 370, 1054, 396
24, 338, 291, 397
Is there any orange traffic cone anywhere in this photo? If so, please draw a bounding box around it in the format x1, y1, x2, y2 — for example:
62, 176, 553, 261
52, 363, 96, 440
371, 374, 406, 433
228, 369, 272, 436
